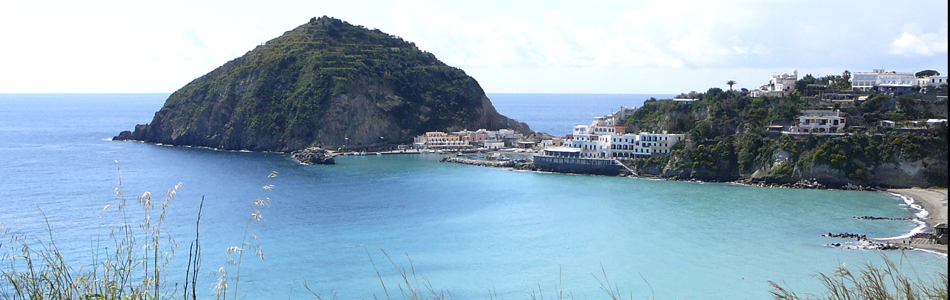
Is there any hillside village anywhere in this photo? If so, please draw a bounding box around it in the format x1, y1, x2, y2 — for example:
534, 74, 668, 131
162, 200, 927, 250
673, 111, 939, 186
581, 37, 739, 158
413, 68, 947, 153
419, 68, 947, 189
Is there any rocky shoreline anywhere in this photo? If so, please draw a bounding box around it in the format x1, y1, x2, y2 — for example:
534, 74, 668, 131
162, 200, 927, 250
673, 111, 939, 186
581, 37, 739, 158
441, 154, 889, 191
736, 178, 879, 191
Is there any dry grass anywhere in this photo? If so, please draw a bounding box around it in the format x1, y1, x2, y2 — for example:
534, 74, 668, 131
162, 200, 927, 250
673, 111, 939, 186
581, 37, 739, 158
0, 161, 182, 300
769, 253, 948, 300
215, 171, 276, 300
0, 164, 276, 300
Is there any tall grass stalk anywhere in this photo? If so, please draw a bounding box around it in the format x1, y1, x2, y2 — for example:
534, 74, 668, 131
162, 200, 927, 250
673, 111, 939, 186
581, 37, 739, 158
216, 170, 276, 300
769, 253, 949, 300
183, 196, 204, 300
0, 161, 182, 299
365, 247, 452, 300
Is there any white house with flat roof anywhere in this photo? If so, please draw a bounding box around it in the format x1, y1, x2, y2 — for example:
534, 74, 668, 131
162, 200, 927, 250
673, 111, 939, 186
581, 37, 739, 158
607, 132, 684, 158
852, 69, 916, 92
752, 70, 798, 97
788, 109, 846, 134
918, 75, 948, 87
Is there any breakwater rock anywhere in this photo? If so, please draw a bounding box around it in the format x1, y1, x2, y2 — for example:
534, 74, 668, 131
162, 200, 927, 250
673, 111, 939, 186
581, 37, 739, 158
824, 232, 870, 242
822, 232, 911, 251
441, 157, 515, 168
826, 242, 908, 251
735, 178, 854, 190
292, 147, 336, 165
853, 216, 913, 221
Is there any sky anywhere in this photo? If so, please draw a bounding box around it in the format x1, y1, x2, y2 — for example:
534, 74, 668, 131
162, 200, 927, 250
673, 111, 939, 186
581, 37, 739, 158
1, 0, 947, 94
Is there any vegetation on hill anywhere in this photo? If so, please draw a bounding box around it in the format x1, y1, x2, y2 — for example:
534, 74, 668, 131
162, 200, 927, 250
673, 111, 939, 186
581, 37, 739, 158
619, 84, 948, 188
117, 16, 530, 151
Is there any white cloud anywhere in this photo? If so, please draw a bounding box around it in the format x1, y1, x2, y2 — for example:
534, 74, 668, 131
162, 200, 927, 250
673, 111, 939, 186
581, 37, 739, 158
2, 0, 946, 93
384, 0, 777, 71
891, 32, 933, 56
889, 24, 949, 56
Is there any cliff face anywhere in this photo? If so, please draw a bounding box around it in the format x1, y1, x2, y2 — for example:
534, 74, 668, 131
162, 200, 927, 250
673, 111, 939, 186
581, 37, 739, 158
633, 147, 946, 189
116, 16, 530, 151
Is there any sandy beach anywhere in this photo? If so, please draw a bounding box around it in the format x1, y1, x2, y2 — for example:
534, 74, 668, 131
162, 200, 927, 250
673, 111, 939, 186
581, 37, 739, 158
885, 188, 948, 254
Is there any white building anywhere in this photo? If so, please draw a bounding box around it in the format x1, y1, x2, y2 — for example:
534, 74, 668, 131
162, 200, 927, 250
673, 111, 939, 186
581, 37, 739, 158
562, 111, 628, 158
918, 75, 948, 88
608, 132, 684, 158
852, 69, 916, 92
484, 141, 505, 150
752, 70, 798, 97
558, 108, 685, 159
788, 109, 847, 134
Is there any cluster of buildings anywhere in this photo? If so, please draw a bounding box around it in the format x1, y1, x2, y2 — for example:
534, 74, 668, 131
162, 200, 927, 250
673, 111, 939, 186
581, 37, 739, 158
750, 69, 948, 98
746, 68, 947, 135
540, 108, 685, 159
412, 129, 524, 150
420, 67, 945, 160
853, 69, 947, 93
779, 107, 944, 136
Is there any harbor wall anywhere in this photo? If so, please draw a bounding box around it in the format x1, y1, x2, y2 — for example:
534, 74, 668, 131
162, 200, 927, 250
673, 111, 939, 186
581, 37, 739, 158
533, 156, 624, 176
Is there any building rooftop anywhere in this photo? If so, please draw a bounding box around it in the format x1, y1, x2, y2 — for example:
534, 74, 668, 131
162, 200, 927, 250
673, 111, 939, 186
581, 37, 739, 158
543, 147, 582, 153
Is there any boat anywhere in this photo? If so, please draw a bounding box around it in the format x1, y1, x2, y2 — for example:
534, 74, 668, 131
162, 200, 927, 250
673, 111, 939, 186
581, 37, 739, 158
487, 153, 508, 161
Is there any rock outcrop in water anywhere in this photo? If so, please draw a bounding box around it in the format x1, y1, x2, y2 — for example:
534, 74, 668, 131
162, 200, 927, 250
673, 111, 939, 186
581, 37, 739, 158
115, 16, 530, 152
291, 147, 336, 165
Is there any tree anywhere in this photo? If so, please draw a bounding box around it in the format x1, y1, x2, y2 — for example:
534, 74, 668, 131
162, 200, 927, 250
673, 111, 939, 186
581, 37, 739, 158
706, 87, 724, 100
915, 70, 939, 78
726, 80, 736, 91
689, 120, 716, 142
795, 74, 817, 94
842, 70, 851, 81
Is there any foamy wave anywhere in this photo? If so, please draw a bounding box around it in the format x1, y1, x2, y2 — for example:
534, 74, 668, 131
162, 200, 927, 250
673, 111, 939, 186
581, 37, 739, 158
914, 248, 949, 258
876, 219, 928, 241
891, 192, 929, 219
875, 193, 931, 241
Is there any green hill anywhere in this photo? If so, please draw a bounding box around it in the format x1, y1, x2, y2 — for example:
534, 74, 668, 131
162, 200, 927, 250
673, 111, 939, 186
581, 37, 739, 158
116, 16, 530, 151
620, 88, 947, 188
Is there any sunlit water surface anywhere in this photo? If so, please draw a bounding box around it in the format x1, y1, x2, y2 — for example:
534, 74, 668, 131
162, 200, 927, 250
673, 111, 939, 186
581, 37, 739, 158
0, 93, 945, 299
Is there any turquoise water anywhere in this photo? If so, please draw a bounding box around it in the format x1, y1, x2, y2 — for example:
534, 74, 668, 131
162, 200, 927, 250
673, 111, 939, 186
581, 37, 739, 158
0, 94, 945, 299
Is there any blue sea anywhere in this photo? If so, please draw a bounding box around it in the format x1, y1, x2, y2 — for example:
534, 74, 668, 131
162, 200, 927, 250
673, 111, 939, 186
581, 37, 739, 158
0, 93, 945, 299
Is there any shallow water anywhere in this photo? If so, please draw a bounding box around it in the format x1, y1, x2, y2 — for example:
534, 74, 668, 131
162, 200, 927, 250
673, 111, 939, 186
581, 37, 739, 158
0, 94, 944, 299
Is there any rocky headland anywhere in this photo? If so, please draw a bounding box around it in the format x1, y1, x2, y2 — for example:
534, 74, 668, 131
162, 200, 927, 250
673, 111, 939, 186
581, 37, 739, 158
115, 16, 530, 152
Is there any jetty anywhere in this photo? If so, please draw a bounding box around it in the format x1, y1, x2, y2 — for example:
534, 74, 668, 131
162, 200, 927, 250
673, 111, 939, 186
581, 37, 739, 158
441, 157, 516, 168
